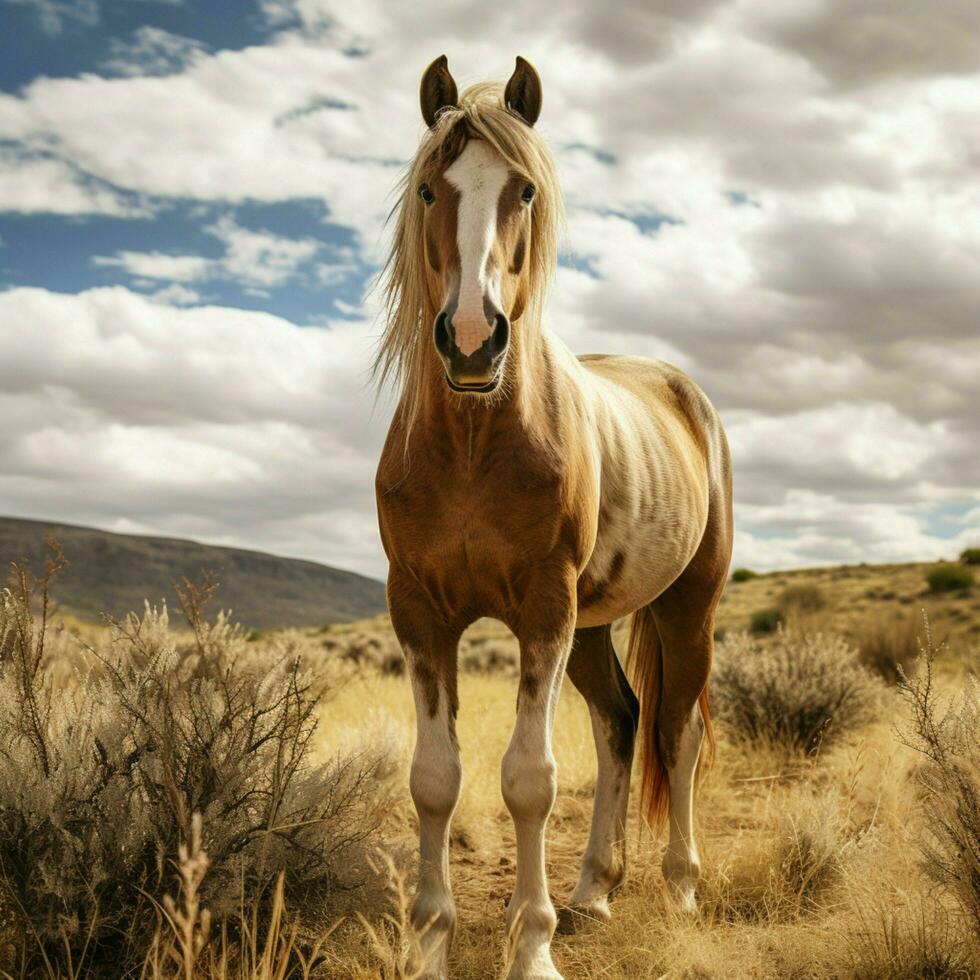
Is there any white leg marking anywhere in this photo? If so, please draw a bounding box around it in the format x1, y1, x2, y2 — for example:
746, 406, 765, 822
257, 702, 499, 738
407, 658, 461, 979
662, 704, 704, 913
444, 140, 509, 356
502, 647, 567, 980
568, 707, 630, 920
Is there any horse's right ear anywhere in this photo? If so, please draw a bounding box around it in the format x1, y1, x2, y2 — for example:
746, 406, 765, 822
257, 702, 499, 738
420, 55, 458, 128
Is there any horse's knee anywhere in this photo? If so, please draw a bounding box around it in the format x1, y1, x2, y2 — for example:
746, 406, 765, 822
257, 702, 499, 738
501, 745, 557, 822
411, 753, 461, 820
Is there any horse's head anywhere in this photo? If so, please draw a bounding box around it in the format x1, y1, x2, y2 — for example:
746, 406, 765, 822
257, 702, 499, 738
414, 56, 545, 394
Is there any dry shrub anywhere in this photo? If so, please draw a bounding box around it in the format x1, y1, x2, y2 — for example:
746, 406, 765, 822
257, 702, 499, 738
712, 629, 881, 754
856, 608, 925, 685
459, 640, 517, 675
926, 563, 974, 594
748, 607, 783, 634
0, 544, 389, 978
845, 901, 977, 979
778, 583, 827, 614
898, 629, 980, 939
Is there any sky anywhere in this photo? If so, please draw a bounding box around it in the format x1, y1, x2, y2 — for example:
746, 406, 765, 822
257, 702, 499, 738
0, 0, 978, 581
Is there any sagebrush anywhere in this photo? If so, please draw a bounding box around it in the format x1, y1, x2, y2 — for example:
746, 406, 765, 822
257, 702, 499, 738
898, 628, 980, 939
712, 628, 882, 753
0, 544, 389, 978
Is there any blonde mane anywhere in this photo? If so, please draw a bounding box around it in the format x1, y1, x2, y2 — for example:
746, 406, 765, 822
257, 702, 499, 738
374, 81, 564, 432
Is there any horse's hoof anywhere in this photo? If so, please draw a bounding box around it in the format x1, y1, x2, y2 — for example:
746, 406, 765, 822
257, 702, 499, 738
667, 880, 699, 916
555, 899, 610, 934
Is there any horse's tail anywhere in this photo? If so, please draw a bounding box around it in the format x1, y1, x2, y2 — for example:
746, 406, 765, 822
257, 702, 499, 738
626, 604, 670, 831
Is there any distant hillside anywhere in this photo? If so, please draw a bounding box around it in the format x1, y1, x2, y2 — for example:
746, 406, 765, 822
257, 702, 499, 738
0, 516, 387, 629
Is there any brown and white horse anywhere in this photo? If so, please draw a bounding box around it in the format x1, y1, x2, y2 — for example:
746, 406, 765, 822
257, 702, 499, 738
375, 55, 733, 980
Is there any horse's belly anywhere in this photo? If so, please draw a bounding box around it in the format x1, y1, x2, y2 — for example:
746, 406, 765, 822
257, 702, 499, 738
575, 510, 705, 628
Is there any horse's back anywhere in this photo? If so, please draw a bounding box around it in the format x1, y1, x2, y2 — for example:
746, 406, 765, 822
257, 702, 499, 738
578, 352, 728, 480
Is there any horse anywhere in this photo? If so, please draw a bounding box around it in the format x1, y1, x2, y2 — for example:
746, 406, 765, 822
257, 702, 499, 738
374, 54, 733, 980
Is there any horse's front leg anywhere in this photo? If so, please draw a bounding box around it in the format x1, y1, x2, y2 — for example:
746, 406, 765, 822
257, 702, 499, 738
503, 586, 576, 980
390, 585, 462, 979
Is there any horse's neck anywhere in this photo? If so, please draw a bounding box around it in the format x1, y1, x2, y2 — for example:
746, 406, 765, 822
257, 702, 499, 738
415, 319, 562, 449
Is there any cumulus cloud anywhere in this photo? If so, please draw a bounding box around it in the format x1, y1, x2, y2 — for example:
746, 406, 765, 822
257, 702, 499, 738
99, 26, 207, 77
0, 148, 144, 216
1, 0, 979, 573
93, 216, 322, 290
0, 286, 387, 575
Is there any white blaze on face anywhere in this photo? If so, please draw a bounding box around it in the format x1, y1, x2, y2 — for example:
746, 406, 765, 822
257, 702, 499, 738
444, 140, 509, 356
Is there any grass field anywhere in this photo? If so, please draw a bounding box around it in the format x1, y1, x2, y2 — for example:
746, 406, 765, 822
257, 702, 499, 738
308, 559, 979, 978
2, 555, 977, 978
319, 661, 974, 978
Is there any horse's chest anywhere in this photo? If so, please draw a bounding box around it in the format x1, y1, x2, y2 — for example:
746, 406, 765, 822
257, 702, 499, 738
378, 459, 565, 618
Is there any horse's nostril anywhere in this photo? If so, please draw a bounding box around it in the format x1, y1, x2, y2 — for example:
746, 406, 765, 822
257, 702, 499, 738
434, 311, 452, 357
489, 314, 510, 356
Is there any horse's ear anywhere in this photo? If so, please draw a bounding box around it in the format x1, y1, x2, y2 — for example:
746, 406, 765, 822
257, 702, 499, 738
504, 56, 542, 127
420, 55, 458, 128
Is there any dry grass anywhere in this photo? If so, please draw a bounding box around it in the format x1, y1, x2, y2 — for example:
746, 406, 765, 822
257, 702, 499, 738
857, 608, 925, 684
5, 550, 980, 978
313, 660, 977, 979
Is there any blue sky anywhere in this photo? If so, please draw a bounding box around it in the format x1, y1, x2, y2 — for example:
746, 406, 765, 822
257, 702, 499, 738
0, 0, 978, 578
0, 1, 371, 323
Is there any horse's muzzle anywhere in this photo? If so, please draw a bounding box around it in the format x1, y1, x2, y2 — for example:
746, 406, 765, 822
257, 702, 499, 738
434, 310, 509, 393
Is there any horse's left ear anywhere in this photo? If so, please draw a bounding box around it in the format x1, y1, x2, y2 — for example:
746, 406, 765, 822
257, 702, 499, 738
504, 56, 542, 127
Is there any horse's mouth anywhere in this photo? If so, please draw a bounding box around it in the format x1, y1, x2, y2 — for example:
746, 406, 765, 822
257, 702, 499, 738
445, 373, 500, 394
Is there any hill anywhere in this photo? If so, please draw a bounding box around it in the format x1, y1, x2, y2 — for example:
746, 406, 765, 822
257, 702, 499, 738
0, 516, 387, 629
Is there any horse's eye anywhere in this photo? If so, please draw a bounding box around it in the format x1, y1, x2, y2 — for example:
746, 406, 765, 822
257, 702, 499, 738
419, 184, 435, 204
521, 184, 535, 204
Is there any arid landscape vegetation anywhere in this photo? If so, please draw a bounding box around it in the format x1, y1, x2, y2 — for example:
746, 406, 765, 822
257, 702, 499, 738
1, 540, 978, 978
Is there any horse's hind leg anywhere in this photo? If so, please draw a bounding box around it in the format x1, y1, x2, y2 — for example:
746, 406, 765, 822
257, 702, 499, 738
650, 539, 727, 912
560, 624, 639, 929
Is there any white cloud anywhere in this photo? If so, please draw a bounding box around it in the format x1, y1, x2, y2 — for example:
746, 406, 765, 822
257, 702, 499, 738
0, 286, 387, 576
148, 283, 202, 305
210, 216, 319, 287
0, 148, 143, 216
2, 0, 979, 573
99, 26, 207, 78
93, 216, 322, 289
94, 250, 213, 282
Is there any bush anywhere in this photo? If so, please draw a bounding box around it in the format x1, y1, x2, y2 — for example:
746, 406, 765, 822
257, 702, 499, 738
960, 548, 980, 566
846, 902, 977, 979
0, 544, 388, 977
712, 630, 881, 754
856, 609, 923, 685
778, 584, 827, 614
926, 564, 974, 593
898, 630, 980, 939
749, 608, 784, 634
731, 568, 757, 583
